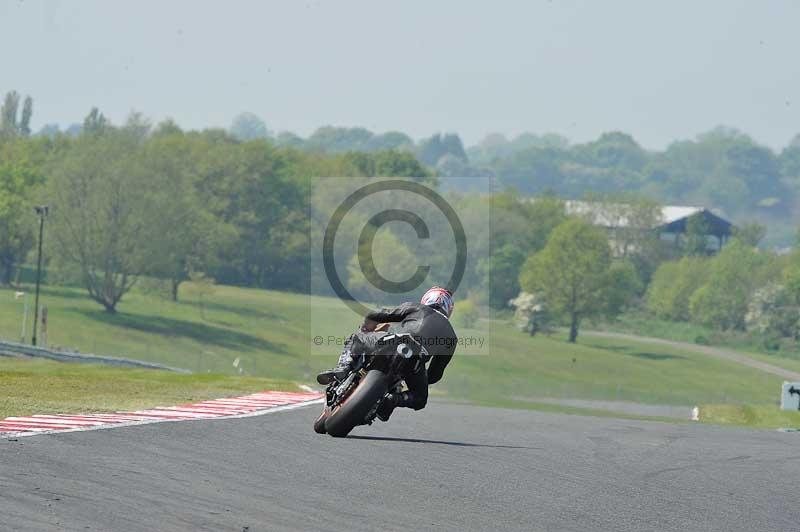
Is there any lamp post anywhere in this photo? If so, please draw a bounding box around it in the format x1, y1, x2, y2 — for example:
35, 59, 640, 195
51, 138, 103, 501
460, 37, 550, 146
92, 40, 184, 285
31, 205, 48, 346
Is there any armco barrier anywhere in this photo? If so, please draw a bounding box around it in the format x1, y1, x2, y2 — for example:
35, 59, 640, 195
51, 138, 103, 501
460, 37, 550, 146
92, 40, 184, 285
0, 339, 190, 373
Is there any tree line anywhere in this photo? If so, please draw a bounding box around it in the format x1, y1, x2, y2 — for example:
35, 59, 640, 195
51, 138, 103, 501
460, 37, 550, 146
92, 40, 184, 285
223, 115, 800, 247
7, 92, 800, 350
0, 98, 431, 312
31, 106, 800, 247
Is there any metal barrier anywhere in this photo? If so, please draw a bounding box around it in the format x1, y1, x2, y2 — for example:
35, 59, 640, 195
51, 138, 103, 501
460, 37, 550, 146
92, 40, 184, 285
0, 339, 190, 373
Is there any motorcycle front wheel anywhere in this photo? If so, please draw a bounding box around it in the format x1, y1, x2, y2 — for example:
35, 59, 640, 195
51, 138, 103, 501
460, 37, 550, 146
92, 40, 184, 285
324, 370, 388, 438
313, 408, 329, 434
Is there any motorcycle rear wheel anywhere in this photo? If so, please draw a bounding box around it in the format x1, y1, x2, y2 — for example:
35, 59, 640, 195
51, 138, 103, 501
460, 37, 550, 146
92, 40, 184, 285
324, 370, 388, 438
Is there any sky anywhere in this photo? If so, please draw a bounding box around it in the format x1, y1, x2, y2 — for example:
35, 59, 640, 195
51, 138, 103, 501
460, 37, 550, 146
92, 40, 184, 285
2, 0, 799, 150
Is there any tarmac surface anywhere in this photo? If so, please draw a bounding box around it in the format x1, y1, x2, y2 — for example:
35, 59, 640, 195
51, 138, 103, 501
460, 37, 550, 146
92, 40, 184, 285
1, 402, 798, 531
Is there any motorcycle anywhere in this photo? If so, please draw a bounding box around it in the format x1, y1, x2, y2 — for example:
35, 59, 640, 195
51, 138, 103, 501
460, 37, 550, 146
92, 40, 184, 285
314, 328, 429, 437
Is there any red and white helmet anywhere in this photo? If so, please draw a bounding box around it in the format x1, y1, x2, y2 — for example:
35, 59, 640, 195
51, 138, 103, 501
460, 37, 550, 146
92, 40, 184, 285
420, 286, 454, 318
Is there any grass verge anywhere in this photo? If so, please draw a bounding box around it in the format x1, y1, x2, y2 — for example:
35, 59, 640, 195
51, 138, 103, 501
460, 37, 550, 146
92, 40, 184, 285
0, 357, 300, 419
699, 404, 800, 429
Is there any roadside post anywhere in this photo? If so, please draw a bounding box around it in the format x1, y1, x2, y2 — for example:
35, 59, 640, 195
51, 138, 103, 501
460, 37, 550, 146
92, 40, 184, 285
780, 382, 800, 411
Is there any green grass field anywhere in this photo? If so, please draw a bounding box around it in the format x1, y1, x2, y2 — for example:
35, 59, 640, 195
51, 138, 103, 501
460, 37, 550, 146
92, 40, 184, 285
698, 404, 800, 429
592, 313, 800, 373
447, 328, 780, 407
0, 357, 298, 419
0, 282, 789, 425
0, 284, 320, 380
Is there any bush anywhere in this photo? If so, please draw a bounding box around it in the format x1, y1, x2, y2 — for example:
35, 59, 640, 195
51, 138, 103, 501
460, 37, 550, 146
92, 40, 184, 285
694, 335, 710, 345
646, 257, 708, 321
603, 260, 642, 317
453, 297, 479, 329
509, 291, 551, 335
688, 240, 767, 330
745, 283, 800, 339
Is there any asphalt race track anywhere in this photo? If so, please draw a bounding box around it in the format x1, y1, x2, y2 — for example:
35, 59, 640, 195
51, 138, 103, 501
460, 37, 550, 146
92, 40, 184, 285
1, 402, 798, 532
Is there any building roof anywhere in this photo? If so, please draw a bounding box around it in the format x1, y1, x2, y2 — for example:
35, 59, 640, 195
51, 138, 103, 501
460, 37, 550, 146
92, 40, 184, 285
659, 208, 732, 237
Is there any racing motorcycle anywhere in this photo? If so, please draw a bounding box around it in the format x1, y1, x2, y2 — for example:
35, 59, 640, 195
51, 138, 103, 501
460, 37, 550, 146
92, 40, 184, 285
314, 328, 429, 438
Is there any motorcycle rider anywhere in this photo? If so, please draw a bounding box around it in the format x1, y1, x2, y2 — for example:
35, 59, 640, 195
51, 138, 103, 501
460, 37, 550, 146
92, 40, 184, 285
316, 286, 457, 421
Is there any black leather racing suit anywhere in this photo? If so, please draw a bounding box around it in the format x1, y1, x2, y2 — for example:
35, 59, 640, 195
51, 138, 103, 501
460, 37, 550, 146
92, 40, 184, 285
349, 302, 458, 410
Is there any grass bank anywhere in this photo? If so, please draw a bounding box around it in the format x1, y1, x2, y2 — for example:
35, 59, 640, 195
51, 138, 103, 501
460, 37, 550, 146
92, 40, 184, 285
0, 283, 787, 415
590, 313, 800, 374
0, 357, 298, 419
447, 325, 781, 408
699, 404, 800, 429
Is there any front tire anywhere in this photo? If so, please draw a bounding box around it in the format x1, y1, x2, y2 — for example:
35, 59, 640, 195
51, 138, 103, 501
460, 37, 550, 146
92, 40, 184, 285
313, 408, 329, 434
324, 370, 388, 438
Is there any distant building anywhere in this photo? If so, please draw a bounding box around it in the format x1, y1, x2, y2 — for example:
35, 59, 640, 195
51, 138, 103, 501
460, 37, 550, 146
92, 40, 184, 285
655, 206, 733, 251
563, 201, 733, 255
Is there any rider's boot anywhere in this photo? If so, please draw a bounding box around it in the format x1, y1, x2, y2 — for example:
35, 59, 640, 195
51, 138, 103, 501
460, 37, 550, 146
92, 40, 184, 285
316, 349, 354, 385
376, 391, 415, 422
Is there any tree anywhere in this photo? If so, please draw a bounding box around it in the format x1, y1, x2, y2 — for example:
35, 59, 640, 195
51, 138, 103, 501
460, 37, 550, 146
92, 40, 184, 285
20, 97, 32, 137
274, 131, 304, 148
603, 260, 642, 316
199, 139, 310, 290
0, 139, 44, 284
684, 213, 711, 256
141, 132, 223, 300
229, 112, 269, 141
581, 194, 670, 285
483, 244, 526, 309
574, 132, 647, 173
689, 239, 767, 330
493, 146, 566, 194
779, 135, 800, 194
646, 257, 709, 321
745, 283, 800, 342
346, 229, 418, 303
782, 233, 800, 304
47, 116, 152, 312
509, 291, 550, 335
519, 218, 612, 342
1, 92, 20, 136
36, 124, 60, 138
434, 153, 489, 178
454, 297, 479, 328
367, 131, 413, 152
481, 193, 566, 309
305, 126, 373, 153
732, 222, 767, 247
152, 118, 183, 137
1, 92, 33, 138
82, 107, 108, 136
468, 132, 569, 165
416, 133, 467, 166
340, 150, 432, 181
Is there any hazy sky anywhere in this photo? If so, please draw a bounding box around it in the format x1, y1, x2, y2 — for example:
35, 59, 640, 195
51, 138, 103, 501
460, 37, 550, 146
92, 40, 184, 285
2, 0, 799, 150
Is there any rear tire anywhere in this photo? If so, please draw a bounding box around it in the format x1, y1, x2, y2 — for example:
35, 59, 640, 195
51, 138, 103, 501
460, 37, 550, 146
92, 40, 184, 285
324, 370, 388, 438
